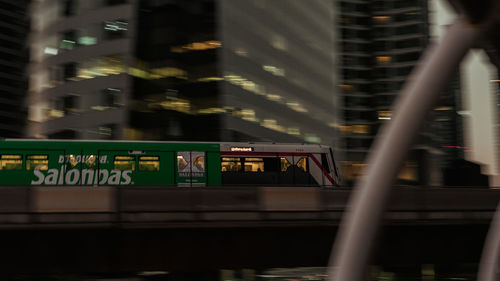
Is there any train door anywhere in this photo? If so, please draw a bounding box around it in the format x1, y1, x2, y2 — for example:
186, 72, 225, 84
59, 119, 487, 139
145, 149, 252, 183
98, 150, 173, 186
0, 149, 64, 186
176, 151, 206, 187
278, 154, 313, 186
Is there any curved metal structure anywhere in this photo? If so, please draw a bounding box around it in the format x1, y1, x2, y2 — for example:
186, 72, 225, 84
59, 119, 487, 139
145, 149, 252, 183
328, 17, 486, 281
477, 201, 500, 281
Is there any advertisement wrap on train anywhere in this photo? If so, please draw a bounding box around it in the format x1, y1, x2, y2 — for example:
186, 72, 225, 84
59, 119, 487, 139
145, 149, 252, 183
0, 139, 341, 187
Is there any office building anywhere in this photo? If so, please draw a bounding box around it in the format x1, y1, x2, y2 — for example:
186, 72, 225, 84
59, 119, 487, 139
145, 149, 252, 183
338, 0, 464, 183
27, 0, 340, 152
0, 0, 30, 137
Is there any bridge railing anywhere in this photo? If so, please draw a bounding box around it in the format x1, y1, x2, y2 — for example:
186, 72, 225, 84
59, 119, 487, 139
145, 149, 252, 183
0, 186, 497, 227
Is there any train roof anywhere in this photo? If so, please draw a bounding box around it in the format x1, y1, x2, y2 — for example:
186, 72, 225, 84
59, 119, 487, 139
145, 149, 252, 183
219, 142, 331, 153
1, 139, 331, 152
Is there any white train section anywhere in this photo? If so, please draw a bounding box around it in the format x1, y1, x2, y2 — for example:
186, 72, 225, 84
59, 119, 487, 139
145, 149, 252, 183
220, 142, 341, 187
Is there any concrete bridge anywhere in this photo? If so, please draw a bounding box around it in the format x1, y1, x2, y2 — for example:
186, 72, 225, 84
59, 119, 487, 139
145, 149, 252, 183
0, 186, 496, 275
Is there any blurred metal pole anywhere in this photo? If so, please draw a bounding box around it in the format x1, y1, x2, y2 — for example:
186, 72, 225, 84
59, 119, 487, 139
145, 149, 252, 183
477, 201, 500, 281
327, 18, 483, 281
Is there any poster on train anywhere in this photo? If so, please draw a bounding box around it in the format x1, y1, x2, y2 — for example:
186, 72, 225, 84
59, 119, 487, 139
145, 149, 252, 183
176, 151, 206, 186
177, 151, 191, 177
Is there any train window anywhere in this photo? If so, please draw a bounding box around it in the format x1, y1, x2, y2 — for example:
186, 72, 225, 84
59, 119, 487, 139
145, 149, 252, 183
139, 156, 160, 171
0, 155, 22, 170
68, 155, 78, 168
280, 157, 291, 172
85, 155, 97, 169
244, 157, 264, 172
193, 155, 205, 172
321, 153, 330, 173
114, 155, 135, 171
221, 157, 241, 172
26, 155, 49, 170
296, 157, 308, 172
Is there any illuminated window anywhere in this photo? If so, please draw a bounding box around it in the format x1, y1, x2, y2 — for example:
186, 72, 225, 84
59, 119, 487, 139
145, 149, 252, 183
171, 40, 221, 53
139, 156, 160, 171
160, 98, 191, 113
78, 36, 97, 46
232, 109, 258, 122
0, 155, 22, 170
305, 135, 321, 144
84, 125, 116, 140
287, 127, 300, 135
263, 65, 285, 77
104, 20, 128, 40
280, 157, 291, 172
197, 77, 223, 82
85, 155, 97, 169
434, 106, 452, 111
114, 155, 135, 171
398, 161, 418, 181
44, 47, 58, 55
378, 110, 392, 120
244, 158, 264, 172
150, 67, 187, 80
340, 84, 353, 91
296, 157, 307, 172
197, 107, 226, 114
376, 56, 392, 65
342, 161, 367, 180
224, 73, 266, 96
235, 48, 248, 56
26, 155, 48, 170
266, 94, 282, 102
60, 30, 76, 50
373, 15, 391, 22
261, 119, 286, 133
340, 125, 352, 135
221, 157, 241, 172
71, 55, 124, 81
352, 125, 370, 134
67, 155, 78, 168
286, 102, 308, 113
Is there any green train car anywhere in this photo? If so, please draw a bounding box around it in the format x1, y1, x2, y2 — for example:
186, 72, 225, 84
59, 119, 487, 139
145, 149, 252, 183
0, 139, 341, 187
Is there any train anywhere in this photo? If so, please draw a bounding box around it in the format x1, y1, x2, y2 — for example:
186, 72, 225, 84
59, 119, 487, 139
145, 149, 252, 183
0, 139, 341, 187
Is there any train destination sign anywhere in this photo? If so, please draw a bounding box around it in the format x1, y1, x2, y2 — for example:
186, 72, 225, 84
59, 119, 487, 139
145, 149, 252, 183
230, 147, 253, 152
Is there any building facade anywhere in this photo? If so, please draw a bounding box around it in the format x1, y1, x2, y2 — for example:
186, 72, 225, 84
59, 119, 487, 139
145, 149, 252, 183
28, 0, 134, 139
338, 0, 464, 183
0, 0, 30, 137
28, 0, 340, 152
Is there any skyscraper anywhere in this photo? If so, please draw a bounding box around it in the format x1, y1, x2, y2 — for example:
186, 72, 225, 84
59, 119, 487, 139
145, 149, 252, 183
28, 0, 133, 139
28, 0, 340, 152
338, 0, 463, 184
0, 0, 30, 137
